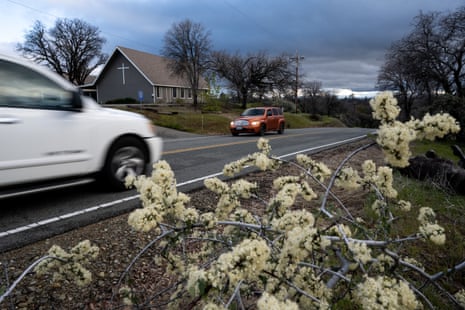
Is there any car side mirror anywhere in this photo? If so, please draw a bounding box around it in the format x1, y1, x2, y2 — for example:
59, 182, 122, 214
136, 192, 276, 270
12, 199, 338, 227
71, 91, 83, 111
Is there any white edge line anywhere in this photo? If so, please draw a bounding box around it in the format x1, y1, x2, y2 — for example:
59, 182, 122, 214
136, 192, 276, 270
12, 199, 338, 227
276, 134, 371, 160
0, 134, 372, 239
0, 179, 94, 200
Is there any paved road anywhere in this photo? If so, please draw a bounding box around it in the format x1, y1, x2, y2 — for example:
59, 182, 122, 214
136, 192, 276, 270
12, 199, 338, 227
0, 127, 374, 252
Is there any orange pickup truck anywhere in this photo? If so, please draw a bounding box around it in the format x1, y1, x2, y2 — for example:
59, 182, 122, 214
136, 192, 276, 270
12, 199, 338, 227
230, 107, 286, 136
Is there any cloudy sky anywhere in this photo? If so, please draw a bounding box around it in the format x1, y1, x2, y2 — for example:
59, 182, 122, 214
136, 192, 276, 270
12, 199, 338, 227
1, 0, 463, 96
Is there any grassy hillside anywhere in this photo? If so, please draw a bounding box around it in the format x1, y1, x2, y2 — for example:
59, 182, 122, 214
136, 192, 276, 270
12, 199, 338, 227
117, 105, 346, 135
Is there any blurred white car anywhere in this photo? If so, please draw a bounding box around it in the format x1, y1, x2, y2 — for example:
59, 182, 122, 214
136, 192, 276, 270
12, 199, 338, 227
0, 54, 162, 198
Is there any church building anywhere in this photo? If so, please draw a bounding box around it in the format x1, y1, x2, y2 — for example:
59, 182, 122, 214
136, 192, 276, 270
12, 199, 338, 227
81, 46, 208, 104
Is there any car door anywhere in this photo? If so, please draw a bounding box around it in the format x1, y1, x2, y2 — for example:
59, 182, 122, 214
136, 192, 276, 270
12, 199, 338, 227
0, 58, 93, 187
266, 108, 278, 130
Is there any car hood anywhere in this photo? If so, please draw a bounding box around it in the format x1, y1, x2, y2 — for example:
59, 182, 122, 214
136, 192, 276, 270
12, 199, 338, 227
82, 97, 146, 120
103, 107, 145, 119
234, 115, 263, 121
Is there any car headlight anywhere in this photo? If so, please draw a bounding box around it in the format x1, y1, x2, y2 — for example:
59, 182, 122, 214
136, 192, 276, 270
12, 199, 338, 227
230, 121, 235, 126
251, 121, 260, 126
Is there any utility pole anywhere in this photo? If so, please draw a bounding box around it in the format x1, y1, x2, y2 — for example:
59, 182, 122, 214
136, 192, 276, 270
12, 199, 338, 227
290, 51, 304, 113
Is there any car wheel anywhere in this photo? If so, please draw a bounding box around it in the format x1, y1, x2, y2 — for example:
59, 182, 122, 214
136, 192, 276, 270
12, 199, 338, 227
232, 131, 239, 136
278, 123, 285, 134
259, 124, 266, 136
101, 137, 148, 190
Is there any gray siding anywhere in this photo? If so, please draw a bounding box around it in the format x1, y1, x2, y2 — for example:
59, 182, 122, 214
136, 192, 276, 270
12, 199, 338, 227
97, 54, 153, 104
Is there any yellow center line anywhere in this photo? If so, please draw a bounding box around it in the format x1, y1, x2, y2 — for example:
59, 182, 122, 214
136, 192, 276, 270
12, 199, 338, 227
162, 133, 307, 155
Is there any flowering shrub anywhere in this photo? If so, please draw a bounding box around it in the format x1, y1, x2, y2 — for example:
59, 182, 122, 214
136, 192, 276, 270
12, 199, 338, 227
0, 240, 99, 304
1, 91, 463, 308
33, 240, 99, 287
108, 92, 464, 308
372, 91, 460, 168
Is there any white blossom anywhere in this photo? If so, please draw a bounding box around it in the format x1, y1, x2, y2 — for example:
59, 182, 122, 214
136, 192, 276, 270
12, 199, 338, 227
417, 207, 436, 224
335, 166, 362, 190
376, 121, 416, 168
271, 209, 315, 232
348, 241, 372, 264
186, 266, 208, 296
354, 276, 419, 309
231, 179, 257, 198
257, 137, 272, 155
296, 154, 332, 181
454, 289, 465, 308
204, 177, 229, 194
207, 238, 270, 289
370, 91, 401, 123
257, 292, 299, 310
372, 166, 398, 198
419, 223, 446, 245
408, 112, 460, 141
34, 240, 99, 287
128, 206, 161, 232
396, 200, 412, 212
328, 223, 353, 238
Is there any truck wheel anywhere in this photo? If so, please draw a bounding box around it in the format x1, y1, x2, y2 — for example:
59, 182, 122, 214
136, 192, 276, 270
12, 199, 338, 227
101, 137, 148, 190
278, 123, 285, 134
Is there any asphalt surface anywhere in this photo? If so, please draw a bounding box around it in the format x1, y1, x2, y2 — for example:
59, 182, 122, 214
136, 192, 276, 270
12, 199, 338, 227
155, 126, 203, 139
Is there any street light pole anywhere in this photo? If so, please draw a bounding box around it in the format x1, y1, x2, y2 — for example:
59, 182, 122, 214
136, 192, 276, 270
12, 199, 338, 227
290, 51, 304, 113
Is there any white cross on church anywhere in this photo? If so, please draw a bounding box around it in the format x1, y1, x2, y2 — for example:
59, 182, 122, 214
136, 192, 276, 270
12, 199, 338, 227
117, 63, 129, 85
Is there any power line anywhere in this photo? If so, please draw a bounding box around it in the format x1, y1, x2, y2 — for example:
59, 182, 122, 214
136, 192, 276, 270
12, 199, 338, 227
6, 0, 159, 53
221, 0, 304, 52
221, 0, 281, 46
6, 0, 60, 20
290, 50, 304, 113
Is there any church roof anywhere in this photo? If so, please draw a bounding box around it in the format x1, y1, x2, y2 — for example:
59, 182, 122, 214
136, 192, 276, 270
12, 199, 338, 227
117, 46, 190, 87
91, 46, 208, 89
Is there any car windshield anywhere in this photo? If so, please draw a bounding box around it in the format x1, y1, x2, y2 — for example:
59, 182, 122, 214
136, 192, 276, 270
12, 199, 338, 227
241, 108, 265, 116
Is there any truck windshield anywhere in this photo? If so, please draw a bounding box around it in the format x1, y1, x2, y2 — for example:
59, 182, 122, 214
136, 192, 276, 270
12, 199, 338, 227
241, 108, 265, 116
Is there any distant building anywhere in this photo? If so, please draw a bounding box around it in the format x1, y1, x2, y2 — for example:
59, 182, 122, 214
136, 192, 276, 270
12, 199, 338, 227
80, 46, 208, 104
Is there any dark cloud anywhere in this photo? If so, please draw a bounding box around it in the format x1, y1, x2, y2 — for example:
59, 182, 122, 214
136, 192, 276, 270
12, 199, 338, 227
3, 0, 464, 91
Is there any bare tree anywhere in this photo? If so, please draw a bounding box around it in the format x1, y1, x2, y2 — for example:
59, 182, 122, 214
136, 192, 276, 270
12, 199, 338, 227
377, 39, 427, 120
302, 80, 322, 114
321, 91, 341, 117
162, 19, 212, 108
438, 6, 465, 98
211, 50, 293, 109
408, 11, 454, 96
378, 6, 465, 104
17, 19, 107, 85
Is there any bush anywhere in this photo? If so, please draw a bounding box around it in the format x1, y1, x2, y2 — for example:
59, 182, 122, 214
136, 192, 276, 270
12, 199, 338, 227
429, 95, 465, 142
